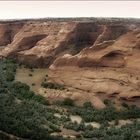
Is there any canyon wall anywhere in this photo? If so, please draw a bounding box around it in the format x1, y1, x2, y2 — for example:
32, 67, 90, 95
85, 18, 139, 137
0, 18, 140, 106
0, 18, 139, 68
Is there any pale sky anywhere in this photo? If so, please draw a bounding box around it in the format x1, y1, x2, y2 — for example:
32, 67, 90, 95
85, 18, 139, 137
0, 1, 140, 19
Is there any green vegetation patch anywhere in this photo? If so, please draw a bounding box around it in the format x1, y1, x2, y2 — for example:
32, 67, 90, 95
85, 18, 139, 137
41, 82, 65, 90
0, 58, 140, 140
67, 102, 140, 123
0, 59, 65, 140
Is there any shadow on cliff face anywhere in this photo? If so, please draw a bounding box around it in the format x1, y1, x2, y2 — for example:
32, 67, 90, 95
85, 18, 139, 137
73, 23, 103, 54
56, 23, 128, 57
0, 29, 15, 46
63, 23, 104, 55
16, 34, 47, 51
99, 51, 125, 67
0, 22, 129, 68
0, 22, 25, 46
47, 23, 129, 69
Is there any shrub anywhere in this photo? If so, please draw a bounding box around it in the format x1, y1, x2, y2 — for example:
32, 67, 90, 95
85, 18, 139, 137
29, 73, 33, 77
5, 72, 15, 81
10, 81, 49, 105
122, 102, 129, 108
32, 83, 35, 86
62, 98, 74, 106
103, 99, 112, 106
0, 59, 17, 82
82, 129, 104, 138
41, 82, 65, 90
83, 102, 92, 108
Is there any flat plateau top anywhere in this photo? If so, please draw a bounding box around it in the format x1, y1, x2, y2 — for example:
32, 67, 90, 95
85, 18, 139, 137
0, 17, 140, 24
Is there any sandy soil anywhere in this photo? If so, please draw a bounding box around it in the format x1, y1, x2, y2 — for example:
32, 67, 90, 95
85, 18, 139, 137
15, 67, 48, 93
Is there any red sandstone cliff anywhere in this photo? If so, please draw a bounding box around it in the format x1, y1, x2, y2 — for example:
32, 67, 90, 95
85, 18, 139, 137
0, 18, 140, 106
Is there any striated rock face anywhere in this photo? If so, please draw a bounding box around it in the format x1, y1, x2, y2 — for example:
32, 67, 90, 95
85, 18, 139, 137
0, 22, 25, 46
0, 18, 140, 107
0, 20, 130, 67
